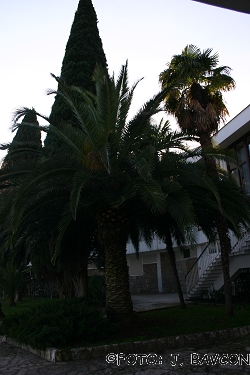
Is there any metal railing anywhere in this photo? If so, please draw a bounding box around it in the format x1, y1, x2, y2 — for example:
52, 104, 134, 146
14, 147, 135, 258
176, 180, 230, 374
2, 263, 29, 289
185, 241, 220, 294
229, 229, 250, 253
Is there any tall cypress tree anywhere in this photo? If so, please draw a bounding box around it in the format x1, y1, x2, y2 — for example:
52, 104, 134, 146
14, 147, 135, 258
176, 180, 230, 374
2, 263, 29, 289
45, 0, 107, 150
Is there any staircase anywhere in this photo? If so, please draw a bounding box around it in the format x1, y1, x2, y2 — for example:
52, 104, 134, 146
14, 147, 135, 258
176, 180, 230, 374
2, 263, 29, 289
185, 230, 250, 298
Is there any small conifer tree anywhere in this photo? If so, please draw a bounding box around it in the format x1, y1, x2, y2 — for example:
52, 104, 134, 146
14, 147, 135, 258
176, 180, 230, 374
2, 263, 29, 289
2, 109, 42, 168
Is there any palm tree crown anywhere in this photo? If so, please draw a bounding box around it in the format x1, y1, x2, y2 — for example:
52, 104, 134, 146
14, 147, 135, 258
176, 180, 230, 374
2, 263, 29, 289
159, 45, 235, 139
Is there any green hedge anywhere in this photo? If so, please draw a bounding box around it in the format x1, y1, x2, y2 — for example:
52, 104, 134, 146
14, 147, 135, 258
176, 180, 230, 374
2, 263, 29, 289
0, 298, 111, 350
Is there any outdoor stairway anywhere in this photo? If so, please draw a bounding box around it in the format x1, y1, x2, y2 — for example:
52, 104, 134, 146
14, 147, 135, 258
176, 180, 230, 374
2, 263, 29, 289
190, 259, 222, 298
185, 231, 250, 299
241, 239, 250, 252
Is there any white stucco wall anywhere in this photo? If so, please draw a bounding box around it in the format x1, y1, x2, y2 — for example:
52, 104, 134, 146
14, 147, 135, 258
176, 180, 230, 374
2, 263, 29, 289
214, 104, 250, 148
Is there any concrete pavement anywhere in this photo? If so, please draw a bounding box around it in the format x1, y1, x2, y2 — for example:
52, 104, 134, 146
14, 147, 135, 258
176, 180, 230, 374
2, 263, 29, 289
131, 293, 186, 311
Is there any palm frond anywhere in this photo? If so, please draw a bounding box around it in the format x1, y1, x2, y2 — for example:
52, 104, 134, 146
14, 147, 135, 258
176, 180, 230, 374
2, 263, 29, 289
52, 208, 73, 264
137, 180, 166, 214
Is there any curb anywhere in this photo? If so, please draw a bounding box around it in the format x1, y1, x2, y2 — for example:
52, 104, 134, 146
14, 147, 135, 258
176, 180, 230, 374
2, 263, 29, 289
1, 325, 250, 363
0, 335, 57, 362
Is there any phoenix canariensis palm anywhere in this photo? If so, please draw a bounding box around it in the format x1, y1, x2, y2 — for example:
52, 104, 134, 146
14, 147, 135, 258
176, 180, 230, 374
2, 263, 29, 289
3, 63, 178, 321
160, 45, 239, 316
142, 130, 223, 309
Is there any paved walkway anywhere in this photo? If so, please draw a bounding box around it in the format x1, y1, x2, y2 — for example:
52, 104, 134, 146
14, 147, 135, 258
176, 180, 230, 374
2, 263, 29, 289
131, 293, 187, 312
1, 335, 250, 374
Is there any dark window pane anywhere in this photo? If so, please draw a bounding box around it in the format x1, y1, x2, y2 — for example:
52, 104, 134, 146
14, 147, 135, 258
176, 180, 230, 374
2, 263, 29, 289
236, 142, 246, 163
183, 248, 190, 259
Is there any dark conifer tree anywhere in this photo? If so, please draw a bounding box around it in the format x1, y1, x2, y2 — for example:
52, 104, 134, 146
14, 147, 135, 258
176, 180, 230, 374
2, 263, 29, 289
2, 109, 42, 168
0, 110, 41, 301
45, 0, 107, 151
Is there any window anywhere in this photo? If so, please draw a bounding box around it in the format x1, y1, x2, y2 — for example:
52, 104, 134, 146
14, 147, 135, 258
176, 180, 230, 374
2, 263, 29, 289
228, 139, 250, 194
247, 136, 250, 154
183, 248, 190, 258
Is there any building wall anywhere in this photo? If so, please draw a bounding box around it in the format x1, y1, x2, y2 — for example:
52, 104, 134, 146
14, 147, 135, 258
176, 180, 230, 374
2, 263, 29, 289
160, 252, 198, 294
129, 263, 158, 294
160, 252, 176, 293
127, 248, 199, 294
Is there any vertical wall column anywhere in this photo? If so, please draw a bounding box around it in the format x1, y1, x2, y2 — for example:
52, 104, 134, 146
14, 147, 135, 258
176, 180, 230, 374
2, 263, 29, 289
156, 252, 162, 292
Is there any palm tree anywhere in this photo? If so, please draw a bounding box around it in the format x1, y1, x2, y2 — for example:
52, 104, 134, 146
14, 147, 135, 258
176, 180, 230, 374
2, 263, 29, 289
143, 140, 221, 309
159, 44, 235, 145
153, 149, 208, 309
159, 44, 240, 316
1, 63, 177, 321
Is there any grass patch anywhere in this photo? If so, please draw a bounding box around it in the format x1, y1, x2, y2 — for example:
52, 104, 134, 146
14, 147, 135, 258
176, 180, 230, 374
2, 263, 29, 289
1, 299, 250, 350
98, 303, 250, 346
1, 298, 51, 317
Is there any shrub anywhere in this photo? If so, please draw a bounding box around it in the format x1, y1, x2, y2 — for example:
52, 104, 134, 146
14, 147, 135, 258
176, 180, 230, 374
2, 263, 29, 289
88, 275, 106, 304
0, 265, 29, 306
0, 298, 112, 350
233, 272, 250, 303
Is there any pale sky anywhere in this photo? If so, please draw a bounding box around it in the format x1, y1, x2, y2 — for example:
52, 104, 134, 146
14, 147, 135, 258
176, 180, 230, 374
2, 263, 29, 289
1, 0, 250, 159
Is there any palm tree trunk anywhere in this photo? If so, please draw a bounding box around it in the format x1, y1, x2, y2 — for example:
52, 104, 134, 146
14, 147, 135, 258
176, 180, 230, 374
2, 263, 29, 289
165, 229, 186, 309
9, 298, 16, 307
98, 212, 133, 322
56, 273, 74, 299
72, 269, 88, 297
200, 134, 233, 317
71, 249, 89, 298
214, 212, 233, 316
16, 292, 23, 302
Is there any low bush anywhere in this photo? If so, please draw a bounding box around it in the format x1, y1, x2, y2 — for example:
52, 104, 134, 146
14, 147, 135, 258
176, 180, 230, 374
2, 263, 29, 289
0, 297, 112, 350
88, 275, 106, 304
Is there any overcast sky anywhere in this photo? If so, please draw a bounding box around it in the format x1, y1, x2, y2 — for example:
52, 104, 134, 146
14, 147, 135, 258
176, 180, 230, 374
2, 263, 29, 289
1, 0, 249, 158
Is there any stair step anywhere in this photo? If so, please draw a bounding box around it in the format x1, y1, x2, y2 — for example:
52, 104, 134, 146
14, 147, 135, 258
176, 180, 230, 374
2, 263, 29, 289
203, 271, 222, 276
239, 246, 250, 252
207, 268, 222, 272
200, 274, 220, 279
203, 275, 220, 279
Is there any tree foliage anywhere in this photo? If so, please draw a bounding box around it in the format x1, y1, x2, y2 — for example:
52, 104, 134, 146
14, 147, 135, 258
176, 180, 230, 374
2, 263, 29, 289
46, 0, 107, 151
159, 44, 235, 139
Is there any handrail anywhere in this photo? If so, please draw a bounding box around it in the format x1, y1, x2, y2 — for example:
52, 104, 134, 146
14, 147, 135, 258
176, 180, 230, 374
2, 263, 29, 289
185, 240, 212, 279
185, 241, 220, 294
230, 229, 250, 253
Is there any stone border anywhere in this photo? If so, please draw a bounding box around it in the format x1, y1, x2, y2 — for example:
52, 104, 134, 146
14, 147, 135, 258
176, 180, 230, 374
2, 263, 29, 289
0, 335, 57, 362
1, 325, 250, 363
